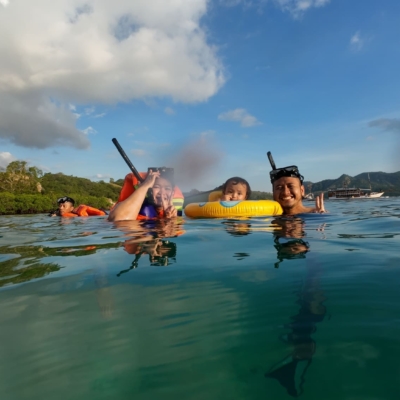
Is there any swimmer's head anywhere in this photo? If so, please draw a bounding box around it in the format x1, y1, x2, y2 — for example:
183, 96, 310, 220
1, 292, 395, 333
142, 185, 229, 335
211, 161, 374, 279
221, 177, 251, 201
267, 152, 304, 184
57, 196, 75, 215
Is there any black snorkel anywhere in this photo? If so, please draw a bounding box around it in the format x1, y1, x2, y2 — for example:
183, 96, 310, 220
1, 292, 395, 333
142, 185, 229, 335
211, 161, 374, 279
112, 138, 144, 183
267, 151, 304, 184
267, 151, 277, 170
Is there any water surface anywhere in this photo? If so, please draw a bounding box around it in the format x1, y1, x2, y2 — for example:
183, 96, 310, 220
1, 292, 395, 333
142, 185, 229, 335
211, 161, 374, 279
1, 198, 400, 399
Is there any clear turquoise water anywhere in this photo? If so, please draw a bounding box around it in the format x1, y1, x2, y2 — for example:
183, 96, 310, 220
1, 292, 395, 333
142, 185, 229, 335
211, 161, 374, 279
1, 198, 400, 399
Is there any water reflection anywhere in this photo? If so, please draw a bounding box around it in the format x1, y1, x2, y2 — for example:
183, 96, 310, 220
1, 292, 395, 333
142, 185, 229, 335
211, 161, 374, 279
266, 217, 327, 397
114, 218, 185, 274
222, 220, 252, 237
119, 239, 177, 274
0, 218, 185, 288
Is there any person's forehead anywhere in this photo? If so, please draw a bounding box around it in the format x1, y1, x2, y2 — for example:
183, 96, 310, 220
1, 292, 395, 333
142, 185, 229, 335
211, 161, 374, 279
155, 176, 172, 186
273, 176, 302, 187
226, 182, 246, 189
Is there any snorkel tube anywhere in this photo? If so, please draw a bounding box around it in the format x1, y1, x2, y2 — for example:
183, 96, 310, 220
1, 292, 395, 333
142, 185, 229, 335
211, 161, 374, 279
112, 138, 144, 183
267, 151, 277, 170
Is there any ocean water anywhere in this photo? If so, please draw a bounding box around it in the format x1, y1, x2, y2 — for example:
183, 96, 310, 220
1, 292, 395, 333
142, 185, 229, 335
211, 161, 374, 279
1, 198, 400, 400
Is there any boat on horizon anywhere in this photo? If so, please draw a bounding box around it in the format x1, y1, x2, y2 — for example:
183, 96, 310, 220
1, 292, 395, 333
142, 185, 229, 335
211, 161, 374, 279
327, 187, 384, 200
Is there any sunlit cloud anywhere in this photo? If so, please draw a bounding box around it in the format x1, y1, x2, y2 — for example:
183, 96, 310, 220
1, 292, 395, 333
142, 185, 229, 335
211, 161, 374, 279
0, 151, 15, 169
218, 108, 261, 127
0, 0, 224, 149
82, 126, 97, 135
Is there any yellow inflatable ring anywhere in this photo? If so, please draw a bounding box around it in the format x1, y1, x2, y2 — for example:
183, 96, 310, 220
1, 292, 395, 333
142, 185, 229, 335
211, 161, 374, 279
184, 200, 283, 219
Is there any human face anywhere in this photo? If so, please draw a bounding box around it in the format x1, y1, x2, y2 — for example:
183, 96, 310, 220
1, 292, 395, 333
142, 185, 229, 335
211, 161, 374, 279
152, 177, 173, 206
58, 201, 74, 215
273, 176, 304, 211
221, 182, 247, 201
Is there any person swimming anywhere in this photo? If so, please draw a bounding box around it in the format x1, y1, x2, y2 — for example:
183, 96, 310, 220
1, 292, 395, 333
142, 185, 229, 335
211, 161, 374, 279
220, 176, 251, 201
108, 167, 179, 221
268, 152, 326, 215
49, 196, 75, 217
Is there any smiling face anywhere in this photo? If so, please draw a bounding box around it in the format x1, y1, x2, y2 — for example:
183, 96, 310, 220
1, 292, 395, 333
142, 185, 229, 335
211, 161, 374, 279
273, 176, 305, 212
221, 182, 247, 201
152, 177, 174, 206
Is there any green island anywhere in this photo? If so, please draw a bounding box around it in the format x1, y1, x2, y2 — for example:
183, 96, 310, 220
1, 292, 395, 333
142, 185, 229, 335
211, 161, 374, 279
0, 160, 399, 215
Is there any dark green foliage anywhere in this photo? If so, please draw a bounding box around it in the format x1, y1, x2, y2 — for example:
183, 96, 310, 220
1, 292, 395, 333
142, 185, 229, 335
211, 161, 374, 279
249, 191, 273, 200
0, 193, 112, 215
40, 172, 121, 199
306, 171, 400, 196
0, 160, 124, 214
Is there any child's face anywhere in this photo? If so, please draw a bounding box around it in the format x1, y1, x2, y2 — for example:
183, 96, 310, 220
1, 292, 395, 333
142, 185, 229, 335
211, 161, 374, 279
221, 182, 247, 201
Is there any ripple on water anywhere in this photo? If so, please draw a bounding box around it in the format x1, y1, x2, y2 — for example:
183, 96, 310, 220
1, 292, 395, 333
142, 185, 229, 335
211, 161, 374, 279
0, 199, 400, 400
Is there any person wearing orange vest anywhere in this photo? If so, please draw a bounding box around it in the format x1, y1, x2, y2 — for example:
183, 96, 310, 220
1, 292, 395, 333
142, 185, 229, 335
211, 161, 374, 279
50, 196, 107, 217
108, 168, 179, 221
49, 196, 76, 217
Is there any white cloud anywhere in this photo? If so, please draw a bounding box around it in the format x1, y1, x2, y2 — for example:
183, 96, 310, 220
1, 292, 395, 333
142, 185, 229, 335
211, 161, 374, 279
218, 108, 261, 127
131, 149, 147, 157
0, 151, 15, 169
164, 107, 175, 115
274, 0, 330, 17
95, 173, 112, 179
0, 0, 9, 7
350, 31, 363, 51
0, 0, 224, 149
85, 106, 96, 116
82, 126, 97, 135
94, 112, 106, 118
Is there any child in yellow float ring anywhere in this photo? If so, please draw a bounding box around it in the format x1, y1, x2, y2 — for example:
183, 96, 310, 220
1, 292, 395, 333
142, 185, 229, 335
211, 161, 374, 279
219, 177, 251, 201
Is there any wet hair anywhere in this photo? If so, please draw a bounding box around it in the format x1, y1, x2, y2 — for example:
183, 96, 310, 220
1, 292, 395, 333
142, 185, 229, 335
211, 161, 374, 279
221, 177, 251, 200
57, 196, 75, 205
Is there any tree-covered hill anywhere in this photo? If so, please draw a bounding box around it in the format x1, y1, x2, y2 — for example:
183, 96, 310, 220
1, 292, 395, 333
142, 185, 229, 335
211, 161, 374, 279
305, 171, 400, 196
40, 172, 121, 199
0, 160, 123, 214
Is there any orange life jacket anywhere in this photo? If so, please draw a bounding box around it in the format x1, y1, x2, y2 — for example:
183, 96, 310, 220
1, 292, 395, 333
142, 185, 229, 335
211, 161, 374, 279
61, 205, 106, 218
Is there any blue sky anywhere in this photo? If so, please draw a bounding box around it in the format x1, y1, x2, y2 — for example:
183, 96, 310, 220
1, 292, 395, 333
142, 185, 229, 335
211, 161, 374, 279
1, 0, 400, 191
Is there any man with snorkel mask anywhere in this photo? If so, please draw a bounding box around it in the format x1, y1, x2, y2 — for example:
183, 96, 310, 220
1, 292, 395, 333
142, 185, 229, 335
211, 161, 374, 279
268, 152, 326, 215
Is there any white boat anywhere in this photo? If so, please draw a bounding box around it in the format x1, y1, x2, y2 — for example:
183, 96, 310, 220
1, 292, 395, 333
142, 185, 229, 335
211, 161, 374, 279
327, 173, 384, 200
327, 188, 384, 200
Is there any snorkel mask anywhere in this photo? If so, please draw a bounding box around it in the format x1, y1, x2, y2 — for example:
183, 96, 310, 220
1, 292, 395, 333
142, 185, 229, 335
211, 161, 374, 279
267, 152, 304, 184
57, 196, 75, 205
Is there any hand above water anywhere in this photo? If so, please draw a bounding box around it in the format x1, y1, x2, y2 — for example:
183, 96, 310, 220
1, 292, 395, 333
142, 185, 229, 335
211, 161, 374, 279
141, 169, 160, 189
162, 193, 177, 218
314, 193, 327, 213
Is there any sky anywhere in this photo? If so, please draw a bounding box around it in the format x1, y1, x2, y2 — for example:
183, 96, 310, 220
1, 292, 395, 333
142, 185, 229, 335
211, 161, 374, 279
1, 0, 400, 191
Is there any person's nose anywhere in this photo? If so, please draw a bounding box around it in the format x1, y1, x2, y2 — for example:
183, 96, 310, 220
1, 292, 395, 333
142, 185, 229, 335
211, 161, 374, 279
283, 185, 291, 195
